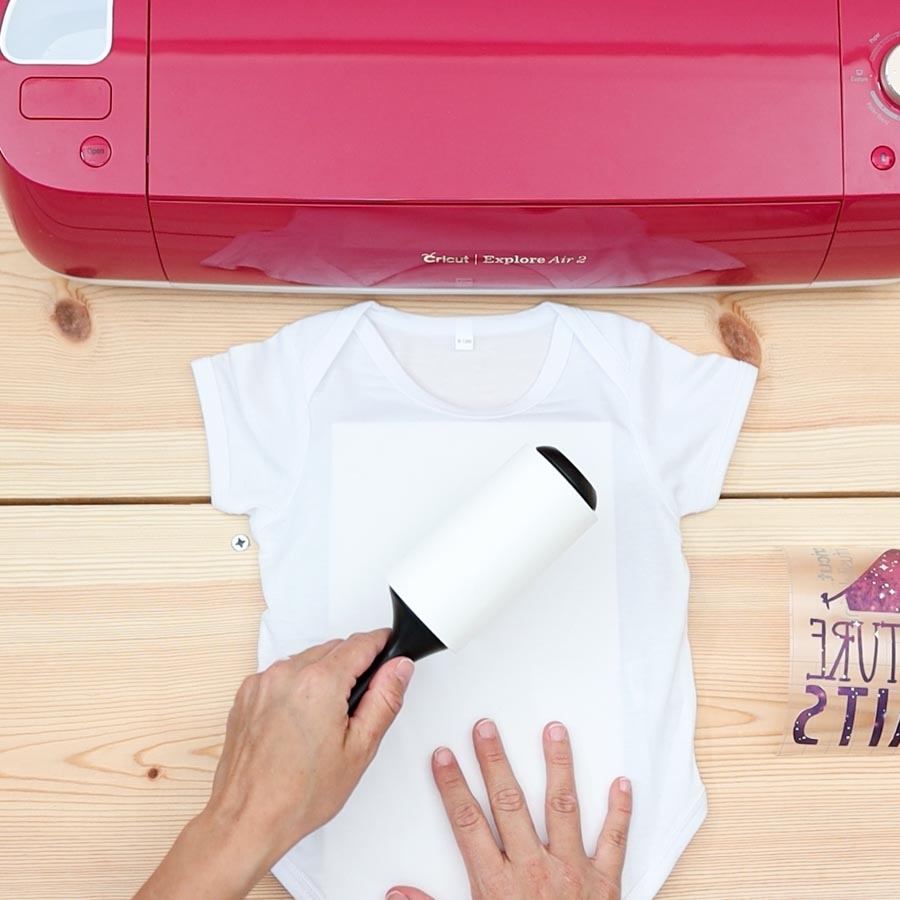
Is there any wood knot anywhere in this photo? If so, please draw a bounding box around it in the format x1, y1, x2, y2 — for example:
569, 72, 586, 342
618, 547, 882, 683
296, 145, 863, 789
718, 311, 760, 367
52, 297, 91, 342
147, 767, 160, 780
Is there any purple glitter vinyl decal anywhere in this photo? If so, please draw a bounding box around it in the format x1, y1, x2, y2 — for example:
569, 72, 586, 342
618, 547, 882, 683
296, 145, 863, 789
785, 547, 900, 754
821, 549, 900, 613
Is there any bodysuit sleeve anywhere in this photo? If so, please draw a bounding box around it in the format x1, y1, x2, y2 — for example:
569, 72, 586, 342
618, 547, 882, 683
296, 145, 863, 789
190, 325, 310, 516
624, 318, 758, 518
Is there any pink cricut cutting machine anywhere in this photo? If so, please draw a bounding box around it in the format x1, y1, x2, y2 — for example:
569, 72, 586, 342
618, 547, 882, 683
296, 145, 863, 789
2, 0, 900, 293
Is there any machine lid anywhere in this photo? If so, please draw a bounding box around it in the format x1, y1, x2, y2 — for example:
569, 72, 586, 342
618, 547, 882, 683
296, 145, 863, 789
148, 0, 842, 203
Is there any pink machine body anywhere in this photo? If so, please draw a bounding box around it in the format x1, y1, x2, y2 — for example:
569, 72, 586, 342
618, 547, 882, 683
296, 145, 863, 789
1, 0, 900, 292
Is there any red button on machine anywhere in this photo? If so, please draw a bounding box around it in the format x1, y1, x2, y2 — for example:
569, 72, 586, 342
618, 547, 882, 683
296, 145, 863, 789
871, 145, 896, 170
80, 135, 112, 168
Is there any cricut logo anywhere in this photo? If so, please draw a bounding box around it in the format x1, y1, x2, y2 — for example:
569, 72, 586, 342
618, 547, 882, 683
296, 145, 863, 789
421, 253, 471, 264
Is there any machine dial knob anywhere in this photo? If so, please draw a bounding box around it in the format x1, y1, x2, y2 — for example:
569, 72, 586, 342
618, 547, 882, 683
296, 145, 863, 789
881, 44, 900, 107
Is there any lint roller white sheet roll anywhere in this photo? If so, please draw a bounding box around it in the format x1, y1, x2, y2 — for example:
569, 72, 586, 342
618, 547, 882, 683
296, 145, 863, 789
387, 444, 598, 652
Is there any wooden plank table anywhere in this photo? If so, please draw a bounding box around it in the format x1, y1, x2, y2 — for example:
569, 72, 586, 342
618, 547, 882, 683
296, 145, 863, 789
1, 202, 898, 898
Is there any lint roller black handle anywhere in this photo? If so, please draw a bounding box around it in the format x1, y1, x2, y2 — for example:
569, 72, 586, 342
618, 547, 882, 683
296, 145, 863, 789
347, 589, 445, 715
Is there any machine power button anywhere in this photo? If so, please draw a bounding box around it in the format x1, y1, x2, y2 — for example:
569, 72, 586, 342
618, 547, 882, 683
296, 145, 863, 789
881, 45, 900, 107
80, 135, 111, 167
872, 145, 896, 170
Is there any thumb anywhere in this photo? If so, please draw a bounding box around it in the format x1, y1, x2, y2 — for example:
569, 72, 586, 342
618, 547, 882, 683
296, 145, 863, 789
386, 889, 435, 900
349, 656, 414, 752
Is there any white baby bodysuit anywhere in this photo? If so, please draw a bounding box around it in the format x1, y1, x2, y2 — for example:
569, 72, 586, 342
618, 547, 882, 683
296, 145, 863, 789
191, 300, 757, 900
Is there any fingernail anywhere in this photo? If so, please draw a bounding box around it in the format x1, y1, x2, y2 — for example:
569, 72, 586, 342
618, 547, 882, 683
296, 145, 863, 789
548, 722, 567, 742
475, 718, 497, 739
434, 746, 454, 767
386, 892, 409, 900
619, 777, 632, 794
394, 657, 414, 688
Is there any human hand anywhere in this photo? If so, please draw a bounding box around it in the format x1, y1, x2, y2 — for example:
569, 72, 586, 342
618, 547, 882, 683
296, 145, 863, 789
135, 630, 413, 900
208, 630, 415, 861
386, 719, 631, 900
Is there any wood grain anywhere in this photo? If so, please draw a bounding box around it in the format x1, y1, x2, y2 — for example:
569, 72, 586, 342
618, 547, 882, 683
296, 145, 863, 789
1, 202, 900, 500
0, 501, 898, 898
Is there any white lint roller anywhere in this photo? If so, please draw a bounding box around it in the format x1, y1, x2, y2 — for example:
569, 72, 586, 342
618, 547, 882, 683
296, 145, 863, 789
347, 445, 598, 714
